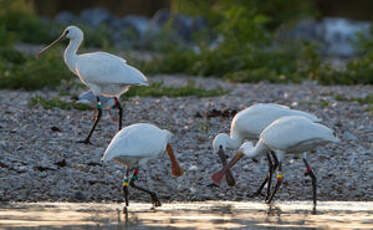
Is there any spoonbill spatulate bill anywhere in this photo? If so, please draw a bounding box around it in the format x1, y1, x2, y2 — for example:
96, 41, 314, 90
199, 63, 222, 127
211, 116, 339, 213
102, 123, 184, 213
212, 103, 321, 188
37, 25, 149, 144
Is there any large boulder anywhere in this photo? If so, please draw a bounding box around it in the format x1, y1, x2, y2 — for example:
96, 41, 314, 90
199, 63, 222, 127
80, 7, 115, 27
279, 17, 371, 57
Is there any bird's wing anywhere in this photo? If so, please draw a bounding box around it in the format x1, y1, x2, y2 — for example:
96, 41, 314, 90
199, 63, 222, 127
76, 52, 148, 86
261, 116, 336, 150
102, 123, 168, 162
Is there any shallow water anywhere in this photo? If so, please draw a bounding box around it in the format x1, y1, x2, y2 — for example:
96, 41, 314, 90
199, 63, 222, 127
0, 201, 372, 229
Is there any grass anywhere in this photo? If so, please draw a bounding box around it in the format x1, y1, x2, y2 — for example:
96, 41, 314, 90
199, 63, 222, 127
335, 94, 373, 114
29, 82, 226, 111
335, 94, 373, 104
29, 96, 92, 111
123, 81, 226, 99
0, 49, 75, 90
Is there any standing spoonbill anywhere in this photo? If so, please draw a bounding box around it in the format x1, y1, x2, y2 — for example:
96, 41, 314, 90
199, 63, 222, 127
212, 103, 321, 189
37, 25, 149, 144
211, 116, 340, 213
102, 123, 184, 213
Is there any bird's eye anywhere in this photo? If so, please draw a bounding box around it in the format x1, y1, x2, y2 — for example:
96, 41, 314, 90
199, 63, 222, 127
219, 145, 223, 150
65, 30, 69, 34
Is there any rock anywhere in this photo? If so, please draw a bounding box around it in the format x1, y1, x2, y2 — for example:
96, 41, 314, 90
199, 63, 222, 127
120, 16, 150, 37
80, 7, 114, 27
73, 191, 85, 201
55, 11, 78, 25
279, 17, 370, 57
343, 131, 358, 141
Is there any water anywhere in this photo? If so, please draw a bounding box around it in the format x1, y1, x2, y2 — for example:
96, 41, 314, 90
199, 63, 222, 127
0, 201, 372, 229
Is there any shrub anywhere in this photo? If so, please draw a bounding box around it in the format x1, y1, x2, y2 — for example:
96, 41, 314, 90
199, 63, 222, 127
0, 49, 75, 90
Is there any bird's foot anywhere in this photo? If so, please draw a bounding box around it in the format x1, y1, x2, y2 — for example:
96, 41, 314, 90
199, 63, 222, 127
76, 139, 93, 145
248, 191, 265, 198
312, 207, 317, 215
207, 183, 219, 188
151, 194, 161, 207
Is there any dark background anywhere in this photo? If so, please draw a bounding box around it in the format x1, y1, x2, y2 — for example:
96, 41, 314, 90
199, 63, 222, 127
30, 0, 373, 20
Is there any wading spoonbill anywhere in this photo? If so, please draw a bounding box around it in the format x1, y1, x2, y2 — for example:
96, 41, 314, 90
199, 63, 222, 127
212, 116, 339, 213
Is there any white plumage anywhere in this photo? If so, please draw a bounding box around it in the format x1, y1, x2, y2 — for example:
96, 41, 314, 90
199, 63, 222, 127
38, 25, 149, 97
260, 116, 338, 153
102, 123, 173, 167
37, 25, 149, 143
212, 116, 339, 212
213, 103, 321, 153
102, 123, 183, 212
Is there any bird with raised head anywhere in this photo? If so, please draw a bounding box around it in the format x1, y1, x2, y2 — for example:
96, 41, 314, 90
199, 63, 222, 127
37, 25, 149, 144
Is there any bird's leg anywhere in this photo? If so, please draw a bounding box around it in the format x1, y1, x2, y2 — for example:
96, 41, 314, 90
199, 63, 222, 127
129, 168, 161, 208
303, 154, 317, 214
77, 96, 102, 144
249, 152, 273, 198
114, 97, 123, 131
122, 167, 130, 214
108, 109, 116, 122
266, 151, 279, 200
266, 160, 282, 204
216, 147, 235, 186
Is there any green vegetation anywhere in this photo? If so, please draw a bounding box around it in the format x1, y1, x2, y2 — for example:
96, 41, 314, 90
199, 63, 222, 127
29, 82, 225, 111
0, 0, 111, 48
123, 81, 226, 99
137, 1, 345, 85
335, 94, 373, 114
0, 49, 75, 90
335, 94, 373, 104
141, 0, 373, 85
29, 96, 92, 110
2, 0, 373, 89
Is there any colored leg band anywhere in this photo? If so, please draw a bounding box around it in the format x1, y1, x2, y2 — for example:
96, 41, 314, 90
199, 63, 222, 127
123, 178, 129, 186
306, 167, 312, 173
277, 174, 283, 181
114, 98, 120, 104
97, 102, 102, 110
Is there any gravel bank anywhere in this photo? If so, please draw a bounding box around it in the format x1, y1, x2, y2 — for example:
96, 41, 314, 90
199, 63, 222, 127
0, 75, 372, 203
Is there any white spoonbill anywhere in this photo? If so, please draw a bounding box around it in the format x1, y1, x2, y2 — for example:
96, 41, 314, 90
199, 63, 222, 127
102, 123, 184, 213
37, 25, 149, 144
212, 103, 321, 188
211, 116, 339, 213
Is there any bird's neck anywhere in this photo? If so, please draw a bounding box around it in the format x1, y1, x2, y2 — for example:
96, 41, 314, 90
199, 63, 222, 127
64, 38, 82, 74
245, 140, 267, 158
227, 134, 243, 149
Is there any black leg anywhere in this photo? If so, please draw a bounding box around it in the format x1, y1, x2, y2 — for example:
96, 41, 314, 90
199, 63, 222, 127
267, 161, 282, 204
114, 97, 123, 131
266, 151, 279, 201
303, 158, 317, 214
249, 152, 273, 198
122, 168, 130, 214
129, 168, 161, 208
77, 96, 102, 144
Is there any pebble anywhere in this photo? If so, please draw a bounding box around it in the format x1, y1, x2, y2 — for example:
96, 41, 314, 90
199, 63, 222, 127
0, 76, 372, 202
